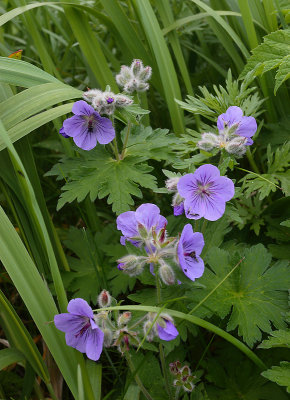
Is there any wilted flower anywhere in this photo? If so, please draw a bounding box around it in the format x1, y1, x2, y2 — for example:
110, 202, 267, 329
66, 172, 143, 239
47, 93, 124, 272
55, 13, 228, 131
177, 224, 204, 281
54, 298, 104, 361
116, 203, 167, 246
217, 106, 257, 145
61, 101, 115, 150
116, 59, 152, 93
177, 164, 235, 221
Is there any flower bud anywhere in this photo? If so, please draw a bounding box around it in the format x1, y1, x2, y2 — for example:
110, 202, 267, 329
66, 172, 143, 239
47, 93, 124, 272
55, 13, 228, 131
115, 94, 133, 108
169, 361, 182, 375
143, 320, 156, 341
117, 312, 132, 327
98, 290, 111, 308
138, 66, 152, 82
225, 136, 247, 157
131, 59, 143, 75
172, 193, 184, 216
83, 89, 102, 103
116, 255, 146, 276
159, 263, 175, 285
103, 327, 113, 347
165, 177, 180, 192
227, 121, 240, 135
197, 132, 219, 152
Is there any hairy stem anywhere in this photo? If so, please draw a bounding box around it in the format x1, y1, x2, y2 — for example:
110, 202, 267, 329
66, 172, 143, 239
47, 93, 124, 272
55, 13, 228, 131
121, 120, 132, 158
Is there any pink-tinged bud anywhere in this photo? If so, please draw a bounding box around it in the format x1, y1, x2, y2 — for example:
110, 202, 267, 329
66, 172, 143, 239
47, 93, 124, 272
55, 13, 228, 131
98, 290, 111, 308
159, 263, 175, 285
131, 59, 143, 75
225, 136, 247, 157
138, 66, 152, 81
115, 94, 133, 107
117, 311, 132, 327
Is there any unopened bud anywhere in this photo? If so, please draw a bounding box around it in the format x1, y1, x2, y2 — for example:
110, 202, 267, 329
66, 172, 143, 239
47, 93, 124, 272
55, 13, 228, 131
118, 312, 132, 327
143, 320, 156, 341
227, 122, 240, 135
165, 177, 180, 192
83, 89, 102, 103
138, 66, 152, 81
159, 263, 175, 285
98, 290, 111, 308
115, 94, 133, 108
225, 136, 247, 157
197, 132, 219, 152
117, 254, 146, 276
131, 59, 143, 75
172, 193, 184, 216
103, 328, 113, 347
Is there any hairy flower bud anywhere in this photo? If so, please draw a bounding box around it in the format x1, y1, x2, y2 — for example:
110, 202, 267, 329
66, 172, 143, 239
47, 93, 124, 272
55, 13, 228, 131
197, 132, 220, 152
116, 59, 152, 93
115, 94, 133, 107
225, 136, 247, 157
117, 312, 132, 327
159, 263, 175, 285
143, 320, 156, 342
117, 255, 147, 276
165, 177, 180, 192
103, 327, 113, 347
82, 89, 102, 103
98, 290, 111, 308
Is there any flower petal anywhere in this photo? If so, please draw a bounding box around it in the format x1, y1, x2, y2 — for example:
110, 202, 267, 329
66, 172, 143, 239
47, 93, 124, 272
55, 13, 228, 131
85, 328, 104, 361
202, 195, 226, 221
67, 298, 94, 318
236, 116, 257, 138
63, 115, 87, 138
117, 211, 138, 238
135, 203, 160, 231
72, 100, 95, 116
65, 330, 89, 353
180, 225, 204, 256
217, 106, 243, 131
184, 196, 205, 220
95, 116, 115, 144
209, 175, 235, 202
54, 313, 84, 334
59, 126, 69, 138
183, 256, 204, 281
173, 202, 184, 216
157, 320, 178, 341
177, 173, 196, 199
156, 215, 168, 231
193, 164, 221, 185
73, 131, 97, 151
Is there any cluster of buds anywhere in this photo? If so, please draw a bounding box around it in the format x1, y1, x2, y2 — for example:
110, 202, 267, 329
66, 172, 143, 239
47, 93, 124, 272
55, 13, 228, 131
83, 87, 133, 115
169, 361, 195, 392
116, 59, 152, 93
197, 131, 248, 157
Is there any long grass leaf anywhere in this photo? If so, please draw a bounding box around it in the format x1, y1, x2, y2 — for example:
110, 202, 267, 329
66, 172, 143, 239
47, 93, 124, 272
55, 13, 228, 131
132, 0, 185, 134
0, 348, 24, 370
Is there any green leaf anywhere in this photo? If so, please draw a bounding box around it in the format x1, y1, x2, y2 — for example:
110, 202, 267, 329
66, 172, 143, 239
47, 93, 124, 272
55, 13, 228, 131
47, 146, 158, 214
0, 348, 24, 371
262, 362, 290, 393
241, 29, 290, 93
0, 57, 61, 87
187, 245, 290, 347
258, 330, 290, 349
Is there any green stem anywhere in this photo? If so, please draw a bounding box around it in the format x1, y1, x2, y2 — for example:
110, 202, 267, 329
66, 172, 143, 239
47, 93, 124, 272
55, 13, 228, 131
113, 137, 120, 161
201, 219, 207, 234
174, 386, 181, 400
155, 275, 173, 400
46, 382, 59, 400
121, 121, 132, 159
246, 148, 260, 174
125, 351, 154, 400
194, 334, 215, 373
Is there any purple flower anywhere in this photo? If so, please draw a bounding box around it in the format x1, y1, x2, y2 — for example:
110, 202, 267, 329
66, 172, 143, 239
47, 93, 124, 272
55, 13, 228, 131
157, 316, 179, 341
177, 224, 204, 281
59, 126, 69, 138
116, 203, 167, 246
177, 164, 234, 221
61, 100, 115, 150
173, 202, 184, 216
54, 298, 104, 361
217, 106, 257, 145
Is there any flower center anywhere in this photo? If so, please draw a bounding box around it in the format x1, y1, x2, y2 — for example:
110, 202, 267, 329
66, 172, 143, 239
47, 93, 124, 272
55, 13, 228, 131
184, 251, 197, 261
196, 182, 211, 197
76, 318, 90, 338
83, 115, 96, 133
